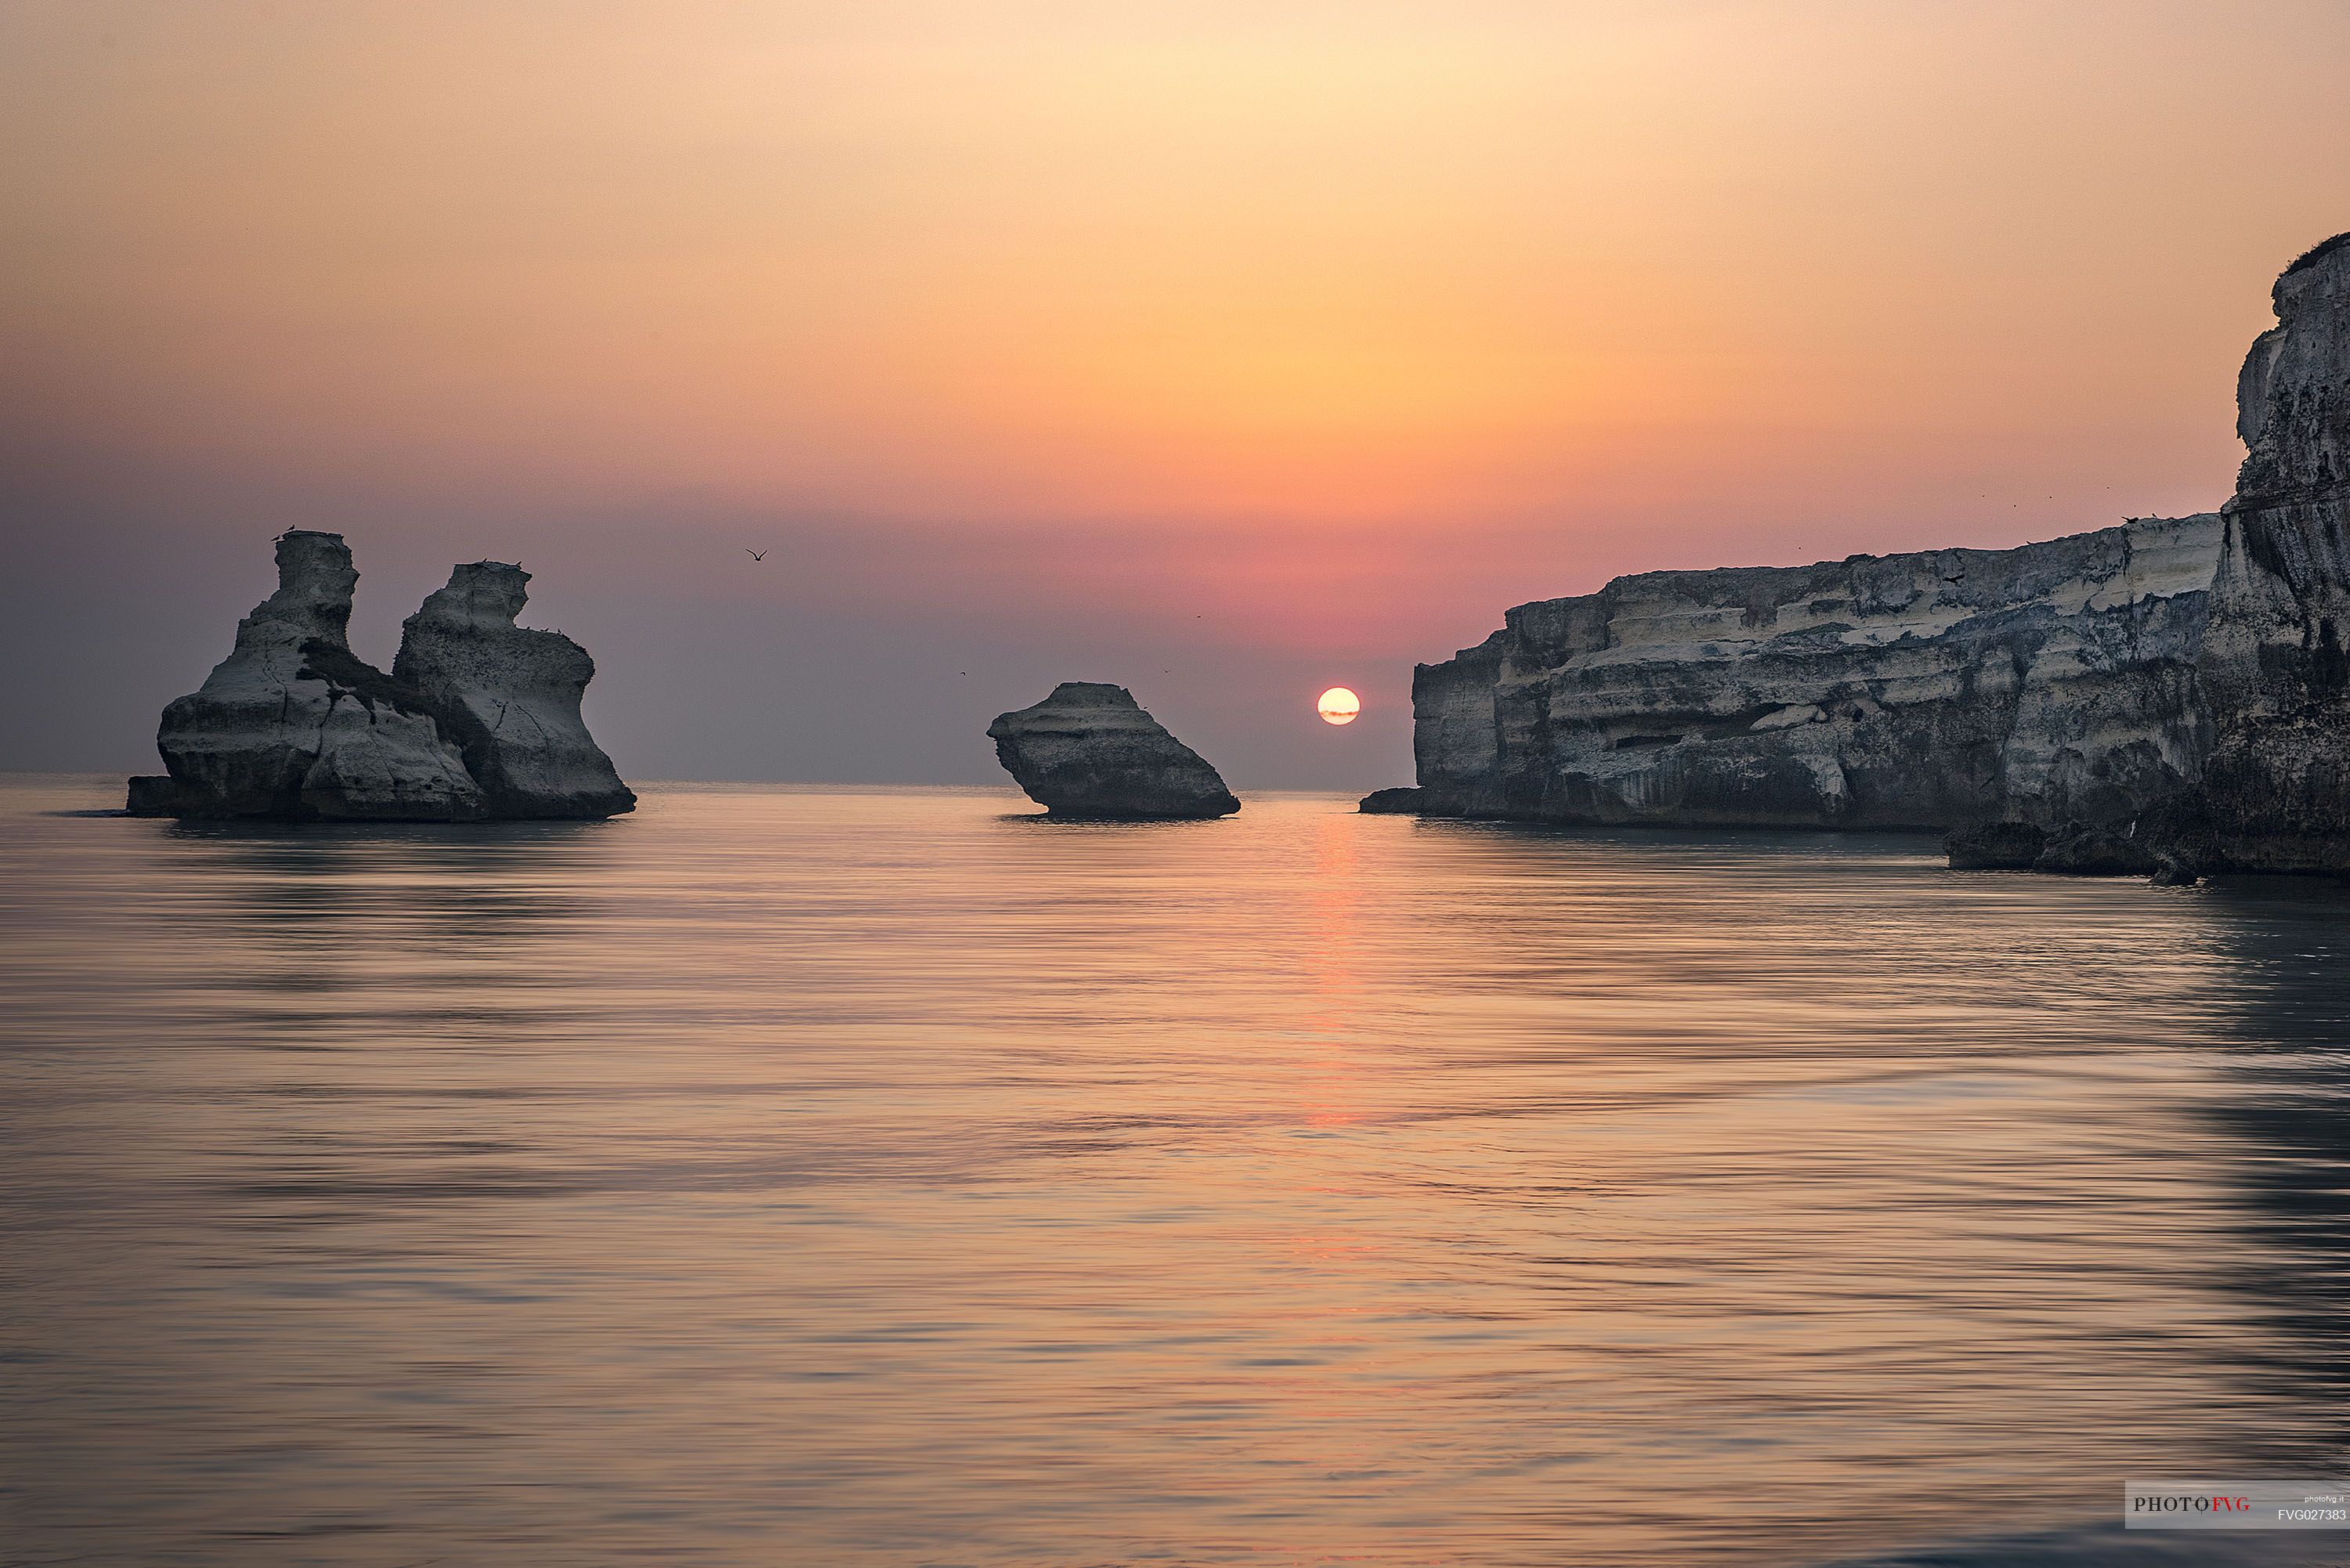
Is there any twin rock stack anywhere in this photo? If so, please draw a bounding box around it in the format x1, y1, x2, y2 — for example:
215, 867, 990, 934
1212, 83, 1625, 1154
128, 530, 633, 822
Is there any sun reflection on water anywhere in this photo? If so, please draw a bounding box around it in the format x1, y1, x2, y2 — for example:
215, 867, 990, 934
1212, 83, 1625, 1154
3, 778, 2348, 1566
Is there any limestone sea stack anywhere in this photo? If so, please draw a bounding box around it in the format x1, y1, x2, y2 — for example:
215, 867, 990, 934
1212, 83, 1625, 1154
393, 562, 636, 819
126, 531, 483, 821
988, 682, 1240, 818
1366, 232, 2350, 878
128, 533, 632, 822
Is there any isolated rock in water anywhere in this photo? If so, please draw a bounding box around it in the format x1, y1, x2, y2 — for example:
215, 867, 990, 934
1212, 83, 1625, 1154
1357, 786, 1426, 815
128, 535, 634, 822
1403, 512, 2219, 831
988, 683, 1240, 818
392, 562, 636, 819
127, 530, 483, 820
2178, 233, 2350, 872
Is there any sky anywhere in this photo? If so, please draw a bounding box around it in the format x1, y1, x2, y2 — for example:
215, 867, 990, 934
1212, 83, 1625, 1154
4, 1, 2348, 789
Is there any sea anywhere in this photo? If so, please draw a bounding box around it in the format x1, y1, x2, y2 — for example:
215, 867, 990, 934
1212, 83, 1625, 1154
4, 774, 2346, 1567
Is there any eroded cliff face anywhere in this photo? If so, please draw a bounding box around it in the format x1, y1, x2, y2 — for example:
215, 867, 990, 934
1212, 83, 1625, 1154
989, 682, 1240, 819
2175, 235, 2350, 871
1401, 516, 2221, 830
392, 562, 637, 820
1383, 233, 2350, 876
128, 536, 631, 822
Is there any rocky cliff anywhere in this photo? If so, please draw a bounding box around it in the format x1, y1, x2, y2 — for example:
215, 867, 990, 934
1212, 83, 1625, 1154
1374, 232, 2350, 876
128, 533, 631, 822
1388, 515, 2219, 832
989, 683, 1240, 818
2173, 234, 2350, 871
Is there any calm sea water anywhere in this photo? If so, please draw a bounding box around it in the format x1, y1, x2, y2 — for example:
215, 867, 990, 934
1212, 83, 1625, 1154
4, 774, 2348, 1567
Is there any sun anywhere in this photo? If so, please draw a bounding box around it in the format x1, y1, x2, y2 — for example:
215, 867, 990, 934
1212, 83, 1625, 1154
1317, 687, 1361, 725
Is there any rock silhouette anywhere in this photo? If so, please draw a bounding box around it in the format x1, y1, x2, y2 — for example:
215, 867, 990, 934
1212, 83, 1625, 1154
989, 683, 1239, 819
394, 562, 635, 819
128, 533, 631, 822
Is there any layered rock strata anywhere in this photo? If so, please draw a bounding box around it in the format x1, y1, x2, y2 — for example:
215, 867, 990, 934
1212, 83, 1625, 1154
1370, 231, 2350, 878
128, 533, 631, 822
989, 683, 1240, 818
1386, 514, 2220, 833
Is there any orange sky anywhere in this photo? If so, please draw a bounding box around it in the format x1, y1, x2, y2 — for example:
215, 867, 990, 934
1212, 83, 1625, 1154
5, 2, 2348, 783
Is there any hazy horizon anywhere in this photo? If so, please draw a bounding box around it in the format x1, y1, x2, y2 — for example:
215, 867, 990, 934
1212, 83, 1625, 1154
6, 1, 2348, 788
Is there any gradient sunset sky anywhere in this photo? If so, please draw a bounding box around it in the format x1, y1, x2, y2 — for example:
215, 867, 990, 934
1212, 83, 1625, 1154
5, 1, 2347, 786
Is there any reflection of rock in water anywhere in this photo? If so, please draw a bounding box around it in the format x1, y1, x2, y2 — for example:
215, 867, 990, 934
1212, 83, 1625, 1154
162, 818, 620, 989
19, 789, 2350, 1567
2188, 880, 2350, 1447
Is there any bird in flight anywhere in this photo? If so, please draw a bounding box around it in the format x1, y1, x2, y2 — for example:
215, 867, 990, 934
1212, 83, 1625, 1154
746, 548, 768, 562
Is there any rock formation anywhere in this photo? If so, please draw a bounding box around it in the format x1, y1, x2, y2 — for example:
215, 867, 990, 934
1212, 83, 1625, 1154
1368, 233, 2350, 878
393, 562, 635, 819
988, 683, 1240, 818
1381, 514, 2219, 833
128, 533, 631, 822
125, 531, 484, 821
2171, 233, 2350, 872
1357, 786, 1425, 814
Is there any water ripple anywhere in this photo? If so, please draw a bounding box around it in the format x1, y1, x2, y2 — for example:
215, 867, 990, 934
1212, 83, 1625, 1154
3, 775, 2347, 1566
